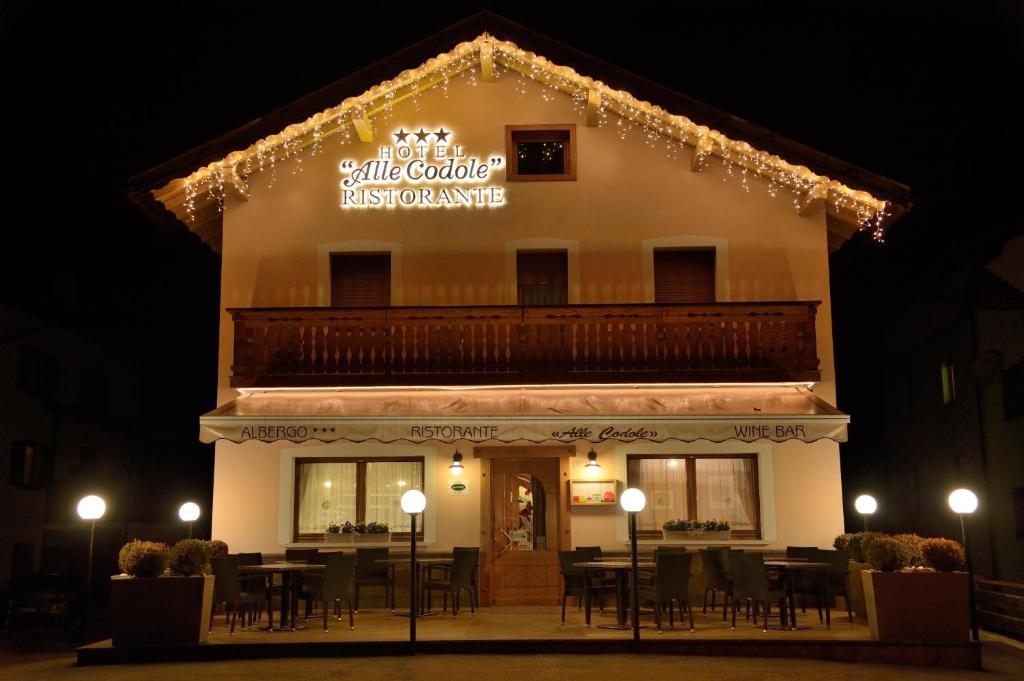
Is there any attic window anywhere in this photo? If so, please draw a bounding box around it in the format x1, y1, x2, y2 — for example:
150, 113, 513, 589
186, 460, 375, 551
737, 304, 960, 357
505, 125, 576, 181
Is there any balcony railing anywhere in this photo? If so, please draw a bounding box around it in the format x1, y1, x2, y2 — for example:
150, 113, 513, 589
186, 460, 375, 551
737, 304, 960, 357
229, 302, 820, 388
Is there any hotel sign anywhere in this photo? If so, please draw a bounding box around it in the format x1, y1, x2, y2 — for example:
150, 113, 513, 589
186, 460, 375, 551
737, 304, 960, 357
339, 126, 505, 209
208, 418, 847, 445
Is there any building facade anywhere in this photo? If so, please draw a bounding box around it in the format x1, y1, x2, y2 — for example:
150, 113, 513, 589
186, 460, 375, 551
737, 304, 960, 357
136, 17, 909, 606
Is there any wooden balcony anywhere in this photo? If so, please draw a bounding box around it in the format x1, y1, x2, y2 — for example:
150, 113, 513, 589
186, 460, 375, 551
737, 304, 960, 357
229, 302, 821, 388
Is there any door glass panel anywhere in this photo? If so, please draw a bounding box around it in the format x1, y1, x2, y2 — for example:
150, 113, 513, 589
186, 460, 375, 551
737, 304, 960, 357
499, 471, 552, 552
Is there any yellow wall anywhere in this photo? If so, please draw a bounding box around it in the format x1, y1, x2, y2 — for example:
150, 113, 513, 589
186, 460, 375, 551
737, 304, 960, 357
211, 68, 844, 554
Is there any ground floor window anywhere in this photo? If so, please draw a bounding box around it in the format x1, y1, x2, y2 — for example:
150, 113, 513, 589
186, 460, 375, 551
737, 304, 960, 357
626, 454, 760, 539
294, 457, 424, 541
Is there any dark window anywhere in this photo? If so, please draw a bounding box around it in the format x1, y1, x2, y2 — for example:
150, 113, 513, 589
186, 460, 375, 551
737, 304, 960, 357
517, 251, 568, 305
654, 249, 716, 303
1003, 361, 1024, 420
941, 357, 957, 404
626, 454, 760, 539
506, 125, 576, 181
294, 457, 424, 542
9, 441, 52, 489
330, 253, 391, 307
78, 368, 108, 415
17, 346, 58, 400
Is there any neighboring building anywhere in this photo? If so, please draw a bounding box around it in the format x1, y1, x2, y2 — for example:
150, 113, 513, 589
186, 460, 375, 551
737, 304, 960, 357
879, 235, 1024, 580
130, 15, 910, 606
0, 304, 209, 598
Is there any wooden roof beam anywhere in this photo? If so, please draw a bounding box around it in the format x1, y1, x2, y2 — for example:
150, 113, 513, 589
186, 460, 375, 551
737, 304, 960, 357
585, 89, 602, 127
691, 135, 714, 172
353, 115, 373, 143
797, 182, 829, 216
480, 40, 496, 81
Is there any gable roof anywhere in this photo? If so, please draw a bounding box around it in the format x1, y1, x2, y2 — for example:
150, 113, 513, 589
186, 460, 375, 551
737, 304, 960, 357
127, 11, 911, 254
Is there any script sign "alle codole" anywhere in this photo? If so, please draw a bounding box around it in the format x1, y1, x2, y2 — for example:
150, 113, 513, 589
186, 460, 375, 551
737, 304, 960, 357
339, 126, 505, 209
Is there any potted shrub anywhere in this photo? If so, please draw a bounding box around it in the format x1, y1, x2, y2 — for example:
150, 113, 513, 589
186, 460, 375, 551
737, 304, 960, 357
835, 533, 868, 617
210, 539, 229, 557
111, 539, 216, 646
354, 521, 391, 543
861, 534, 970, 641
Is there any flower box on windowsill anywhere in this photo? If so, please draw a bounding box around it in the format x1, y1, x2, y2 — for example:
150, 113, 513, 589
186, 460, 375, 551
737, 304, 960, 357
324, 532, 352, 544
355, 533, 391, 544
662, 530, 731, 541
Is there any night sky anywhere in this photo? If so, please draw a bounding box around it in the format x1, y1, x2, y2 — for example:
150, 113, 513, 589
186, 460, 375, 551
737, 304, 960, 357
2, 2, 1021, 518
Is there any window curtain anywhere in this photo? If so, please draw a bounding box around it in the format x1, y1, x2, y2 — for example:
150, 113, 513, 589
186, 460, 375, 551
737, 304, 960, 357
297, 462, 357, 534
695, 458, 756, 531
365, 461, 422, 532
627, 458, 688, 531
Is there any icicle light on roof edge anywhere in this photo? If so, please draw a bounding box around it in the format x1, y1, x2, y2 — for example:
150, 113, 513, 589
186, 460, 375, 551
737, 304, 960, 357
180, 34, 890, 240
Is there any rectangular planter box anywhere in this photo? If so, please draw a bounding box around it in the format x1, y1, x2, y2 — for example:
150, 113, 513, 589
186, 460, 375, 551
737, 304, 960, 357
662, 530, 730, 541
111, 574, 214, 647
846, 560, 870, 617
354, 533, 391, 543
862, 570, 970, 642
323, 532, 352, 544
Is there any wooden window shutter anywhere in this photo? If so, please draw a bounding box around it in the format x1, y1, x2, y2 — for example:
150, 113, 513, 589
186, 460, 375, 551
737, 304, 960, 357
653, 249, 716, 303
516, 251, 568, 305
330, 253, 391, 307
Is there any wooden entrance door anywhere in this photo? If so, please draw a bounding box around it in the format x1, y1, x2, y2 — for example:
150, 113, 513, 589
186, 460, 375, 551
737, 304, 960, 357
489, 457, 562, 605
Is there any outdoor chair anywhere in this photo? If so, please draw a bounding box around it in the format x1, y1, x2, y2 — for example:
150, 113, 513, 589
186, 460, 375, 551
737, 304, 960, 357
799, 548, 853, 624
558, 549, 615, 624
730, 552, 792, 633
699, 548, 732, 619
235, 552, 278, 623
300, 552, 357, 631
423, 548, 477, 616
210, 556, 268, 635
427, 547, 481, 609
786, 546, 819, 615
576, 545, 612, 612
354, 548, 394, 612
636, 551, 695, 632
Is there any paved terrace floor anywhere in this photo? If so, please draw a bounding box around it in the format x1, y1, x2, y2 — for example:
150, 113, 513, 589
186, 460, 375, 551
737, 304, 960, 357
101, 603, 873, 644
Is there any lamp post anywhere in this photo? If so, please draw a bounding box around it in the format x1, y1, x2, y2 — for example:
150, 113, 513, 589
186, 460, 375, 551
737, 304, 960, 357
620, 487, 646, 652
77, 495, 106, 644
400, 489, 426, 655
854, 494, 877, 532
178, 502, 200, 538
948, 488, 979, 642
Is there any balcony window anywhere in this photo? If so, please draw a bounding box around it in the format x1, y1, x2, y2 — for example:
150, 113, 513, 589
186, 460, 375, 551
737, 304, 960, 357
330, 253, 391, 307
627, 454, 760, 539
294, 457, 424, 541
9, 441, 51, 490
654, 248, 716, 303
516, 250, 568, 305
505, 125, 576, 181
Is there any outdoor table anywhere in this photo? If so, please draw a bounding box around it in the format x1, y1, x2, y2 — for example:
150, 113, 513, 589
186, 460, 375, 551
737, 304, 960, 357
239, 562, 325, 631
574, 559, 655, 630
763, 559, 833, 629
376, 557, 454, 616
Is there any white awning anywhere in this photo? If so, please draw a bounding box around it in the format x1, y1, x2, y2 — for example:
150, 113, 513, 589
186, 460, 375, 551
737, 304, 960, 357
199, 385, 848, 445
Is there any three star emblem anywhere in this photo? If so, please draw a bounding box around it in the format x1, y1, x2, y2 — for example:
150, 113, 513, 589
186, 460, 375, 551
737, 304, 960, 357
392, 128, 451, 145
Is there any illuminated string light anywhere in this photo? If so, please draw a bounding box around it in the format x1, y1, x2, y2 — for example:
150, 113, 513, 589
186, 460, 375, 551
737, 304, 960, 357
176, 33, 889, 237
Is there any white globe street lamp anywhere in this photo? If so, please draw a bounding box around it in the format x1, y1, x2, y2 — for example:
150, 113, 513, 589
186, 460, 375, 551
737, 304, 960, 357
179, 502, 200, 538
76, 495, 105, 644
619, 487, 646, 649
854, 494, 877, 531
400, 488, 426, 653
948, 488, 979, 641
